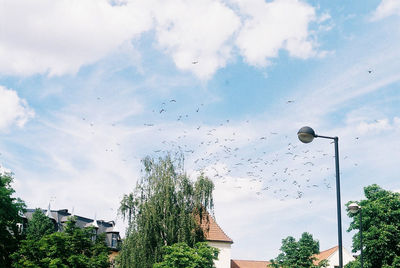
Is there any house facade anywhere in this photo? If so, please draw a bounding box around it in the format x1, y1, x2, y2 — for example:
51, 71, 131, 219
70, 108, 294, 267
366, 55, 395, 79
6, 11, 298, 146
200, 213, 234, 268
314, 246, 355, 268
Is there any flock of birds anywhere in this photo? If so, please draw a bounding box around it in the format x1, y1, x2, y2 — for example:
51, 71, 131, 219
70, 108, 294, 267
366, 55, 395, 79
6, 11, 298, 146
86, 96, 365, 205
79, 71, 375, 204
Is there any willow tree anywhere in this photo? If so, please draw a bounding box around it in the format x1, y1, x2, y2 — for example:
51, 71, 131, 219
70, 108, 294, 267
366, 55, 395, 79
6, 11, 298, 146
118, 154, 215, 268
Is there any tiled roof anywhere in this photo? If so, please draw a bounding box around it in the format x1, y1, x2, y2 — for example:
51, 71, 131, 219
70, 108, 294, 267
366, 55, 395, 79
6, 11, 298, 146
313, 246, 338, 265
231, 260, 271, 268
199, 212, 233, 243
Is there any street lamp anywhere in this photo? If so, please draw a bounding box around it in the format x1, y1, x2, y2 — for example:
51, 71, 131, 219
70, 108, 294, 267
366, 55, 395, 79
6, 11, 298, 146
348, 203, 363, 268
297, 126, 344, 268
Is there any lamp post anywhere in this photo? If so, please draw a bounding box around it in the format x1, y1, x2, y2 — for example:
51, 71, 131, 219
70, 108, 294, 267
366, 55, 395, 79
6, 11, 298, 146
297, 126, 343, 268
348, 203, 363, 268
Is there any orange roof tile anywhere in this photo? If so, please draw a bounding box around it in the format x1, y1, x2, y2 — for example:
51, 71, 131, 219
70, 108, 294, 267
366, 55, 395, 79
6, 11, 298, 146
198, 212, 233, 243
231, 260, 271, 268
313, 246, 338, 265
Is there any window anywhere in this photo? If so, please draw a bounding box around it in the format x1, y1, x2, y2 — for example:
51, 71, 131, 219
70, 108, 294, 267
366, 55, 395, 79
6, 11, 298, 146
91, 228, 97, 241
111, 233, 118, 248
16, 223, 23, 234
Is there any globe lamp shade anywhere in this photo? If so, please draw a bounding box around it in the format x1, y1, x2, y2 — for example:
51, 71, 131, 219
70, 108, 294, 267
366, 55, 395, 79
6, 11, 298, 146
348, 203, 360, 213
297, 126, 316, 143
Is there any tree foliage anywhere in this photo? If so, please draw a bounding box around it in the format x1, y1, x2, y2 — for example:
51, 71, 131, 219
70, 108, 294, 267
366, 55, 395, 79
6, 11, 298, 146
12, 217, 110, 268
346, 184, 400, 268
153, 242, 219, 268
0, 172, 26, 267
26, 208, 55, 241
269, 232, 328, 268
118, 154, 215, 268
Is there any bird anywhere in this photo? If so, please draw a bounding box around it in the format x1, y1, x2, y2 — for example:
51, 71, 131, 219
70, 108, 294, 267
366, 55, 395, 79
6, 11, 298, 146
159, 109, 165, 113
192, 61, 198, 64
286, 100, 295, 104
170, 99, 176, 102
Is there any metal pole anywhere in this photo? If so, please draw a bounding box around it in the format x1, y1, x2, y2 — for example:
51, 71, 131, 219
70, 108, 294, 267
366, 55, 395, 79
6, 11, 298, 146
334, 137, 343, 268
360, 209, 363, 268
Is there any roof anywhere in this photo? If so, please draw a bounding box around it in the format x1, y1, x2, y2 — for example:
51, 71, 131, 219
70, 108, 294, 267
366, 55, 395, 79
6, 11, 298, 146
231, 260, 271, 268
199, 212, 233, 243
313, 246, 338, 265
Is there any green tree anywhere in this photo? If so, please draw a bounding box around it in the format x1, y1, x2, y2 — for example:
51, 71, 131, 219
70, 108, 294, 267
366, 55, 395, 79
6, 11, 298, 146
346, 184, 400, 268
12, 217, 110, 268
117, 154, 215, 268
153, 242, 219, 268
0, 172, 26, 267
26, 208, 55, 241
269, 232, 328, 268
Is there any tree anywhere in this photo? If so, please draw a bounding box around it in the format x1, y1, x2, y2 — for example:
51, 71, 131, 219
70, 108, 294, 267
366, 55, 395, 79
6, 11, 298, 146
153, 242, 219, 268
269, 232, 328, 268
12, 217, 110, 268
346, 184, 400, 268
0, 172, 26, 267
26, 208, 55, 241
117, 154, 215, 268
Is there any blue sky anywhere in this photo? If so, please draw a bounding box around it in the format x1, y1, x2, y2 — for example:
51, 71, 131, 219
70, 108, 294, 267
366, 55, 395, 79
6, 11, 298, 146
1, 0, 400, 261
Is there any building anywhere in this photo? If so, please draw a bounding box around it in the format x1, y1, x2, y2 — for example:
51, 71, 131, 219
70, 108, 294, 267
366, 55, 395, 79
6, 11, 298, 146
200, 213, 272, 268
200, 212, 234, 268
313, 246, 355, 268
23, 207, 121, 256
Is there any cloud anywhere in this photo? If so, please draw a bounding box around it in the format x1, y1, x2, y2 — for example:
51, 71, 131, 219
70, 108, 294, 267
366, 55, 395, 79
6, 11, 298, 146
0, 86, 34, 130
233, 0, 318, 66
372, 0, 400, 21
153, 0, 241, 80
0, 0, 153, 76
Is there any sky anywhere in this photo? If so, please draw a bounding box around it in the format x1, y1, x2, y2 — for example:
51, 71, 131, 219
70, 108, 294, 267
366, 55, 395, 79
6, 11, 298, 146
1, 0, 400, 261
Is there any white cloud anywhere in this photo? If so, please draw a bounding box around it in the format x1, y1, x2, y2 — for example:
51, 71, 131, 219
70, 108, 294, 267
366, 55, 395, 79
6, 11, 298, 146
0, 0, 153, 76
372, 0, 400, 21
153, 0, 240, 79
0, 86, 34, 130
0, 0, 328, 79
233, 0, 317, 66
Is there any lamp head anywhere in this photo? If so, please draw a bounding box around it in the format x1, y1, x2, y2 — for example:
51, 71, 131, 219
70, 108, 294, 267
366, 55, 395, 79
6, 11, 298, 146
297, 126, 316, 143
348, 203, 361, 213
